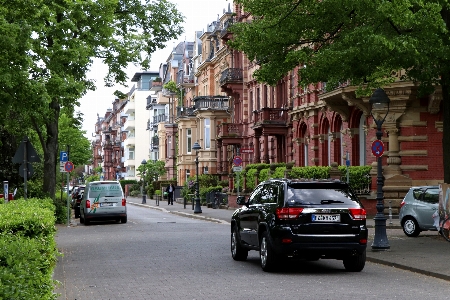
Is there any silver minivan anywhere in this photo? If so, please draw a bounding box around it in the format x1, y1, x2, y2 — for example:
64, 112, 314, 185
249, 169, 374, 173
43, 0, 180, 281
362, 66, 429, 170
80, 181, 127, 225
399, 186, 439, 237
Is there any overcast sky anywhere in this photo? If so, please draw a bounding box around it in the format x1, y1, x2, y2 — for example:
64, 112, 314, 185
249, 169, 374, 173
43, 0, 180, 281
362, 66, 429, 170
79, 0, 230, 139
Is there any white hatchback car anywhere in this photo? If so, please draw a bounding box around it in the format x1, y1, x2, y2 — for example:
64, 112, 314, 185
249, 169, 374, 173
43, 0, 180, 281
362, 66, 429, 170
80, 181, 127, 225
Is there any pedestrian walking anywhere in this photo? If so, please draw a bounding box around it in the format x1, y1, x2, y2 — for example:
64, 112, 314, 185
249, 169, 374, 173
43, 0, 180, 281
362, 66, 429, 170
166, 183, 175, 205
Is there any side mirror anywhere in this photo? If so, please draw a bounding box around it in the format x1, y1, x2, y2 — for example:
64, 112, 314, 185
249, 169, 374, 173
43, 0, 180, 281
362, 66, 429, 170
236, 195, 246, 205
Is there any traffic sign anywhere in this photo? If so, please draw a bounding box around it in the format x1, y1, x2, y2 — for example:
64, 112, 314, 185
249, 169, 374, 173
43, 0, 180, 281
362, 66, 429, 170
60, 151, 68, 162
60, 161, 67, 173
64, 161, 74, 172
371, 140, 385, 157
233, 156, 243, 166
233, 166, 243, 172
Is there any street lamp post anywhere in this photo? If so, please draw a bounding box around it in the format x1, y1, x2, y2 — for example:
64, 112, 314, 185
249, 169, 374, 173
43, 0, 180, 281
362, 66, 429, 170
369, 88, 391, 250
192, 142, 202, 213
141, 159, 147, 204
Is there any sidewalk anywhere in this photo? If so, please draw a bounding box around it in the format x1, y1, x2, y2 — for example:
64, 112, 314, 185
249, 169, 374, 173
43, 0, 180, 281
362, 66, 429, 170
127, 196, 450, 281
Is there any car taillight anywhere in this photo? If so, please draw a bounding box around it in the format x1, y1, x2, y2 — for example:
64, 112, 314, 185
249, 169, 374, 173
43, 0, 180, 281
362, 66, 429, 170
399, 200, 405, 209
86, 200, 90, 208
348, 208, 366, 220
276, 207, 304, 219
122, 198, 126, 206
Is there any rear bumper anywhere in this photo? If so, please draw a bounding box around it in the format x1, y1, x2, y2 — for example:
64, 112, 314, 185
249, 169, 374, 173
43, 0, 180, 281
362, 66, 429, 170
84, 212, 126, 220
269, 227, 367, 259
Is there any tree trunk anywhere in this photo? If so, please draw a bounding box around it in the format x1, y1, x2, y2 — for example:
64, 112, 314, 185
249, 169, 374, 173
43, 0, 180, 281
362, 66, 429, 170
42, 99, 60, 199
441, 79, 450, 184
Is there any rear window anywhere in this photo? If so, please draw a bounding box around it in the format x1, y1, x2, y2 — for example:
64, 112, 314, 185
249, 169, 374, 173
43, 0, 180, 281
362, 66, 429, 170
286, 184, 358, 206
413, 187, 439, 204
88, 183, 123, 198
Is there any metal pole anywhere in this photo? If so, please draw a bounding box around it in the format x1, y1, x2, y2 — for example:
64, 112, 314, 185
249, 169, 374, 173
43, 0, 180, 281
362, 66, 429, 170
371, 120, 390, 250
142, 171, 146, 204
23, 137, 27, 200
194, 154, 202, 213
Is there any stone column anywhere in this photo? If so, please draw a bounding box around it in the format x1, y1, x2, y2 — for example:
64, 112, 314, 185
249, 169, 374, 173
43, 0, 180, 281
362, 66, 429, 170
253, 135, 261, 163
263, 135, 270, 164
384, 125, 402, 177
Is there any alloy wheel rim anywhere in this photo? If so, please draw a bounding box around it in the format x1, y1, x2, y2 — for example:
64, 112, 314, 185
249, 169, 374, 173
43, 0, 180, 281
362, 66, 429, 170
404, 220, 415, 234
231, 232, 237, 256
260, 237, 267, 266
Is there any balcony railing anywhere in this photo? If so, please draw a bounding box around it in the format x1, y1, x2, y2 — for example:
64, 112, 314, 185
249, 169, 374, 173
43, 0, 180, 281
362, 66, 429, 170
253, 108, 289, 126
217, 123, 243, 138
219, 68, 243, 87
220, 17, 234, 37
193, 96, 229, 110
177, 72, 195, 87
177, 106, 196, 117
153, 114, 168, 124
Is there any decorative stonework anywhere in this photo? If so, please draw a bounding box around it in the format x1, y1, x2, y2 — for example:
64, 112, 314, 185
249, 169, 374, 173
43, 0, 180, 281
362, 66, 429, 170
435, 121, 443, 132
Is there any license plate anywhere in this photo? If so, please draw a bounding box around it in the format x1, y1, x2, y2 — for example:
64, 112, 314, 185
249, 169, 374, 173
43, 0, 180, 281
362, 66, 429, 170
100, 202, 115, 207
312, 214, 340, 222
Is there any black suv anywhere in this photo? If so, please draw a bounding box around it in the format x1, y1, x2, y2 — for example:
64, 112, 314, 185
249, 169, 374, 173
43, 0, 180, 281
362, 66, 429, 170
231, 178, 368, 272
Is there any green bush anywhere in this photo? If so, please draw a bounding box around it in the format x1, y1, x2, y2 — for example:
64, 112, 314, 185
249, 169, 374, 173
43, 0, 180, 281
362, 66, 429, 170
0, 198, 59, 299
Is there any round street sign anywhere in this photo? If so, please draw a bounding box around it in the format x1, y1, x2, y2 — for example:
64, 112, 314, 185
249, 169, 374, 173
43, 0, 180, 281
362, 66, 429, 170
371, 140, 385, 157
64, 161, 74, 172
233, 156, 243, 166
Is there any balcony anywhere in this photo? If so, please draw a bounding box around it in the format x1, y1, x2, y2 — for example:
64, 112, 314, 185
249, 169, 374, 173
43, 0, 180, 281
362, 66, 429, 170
220, 17, 234, 40
162, 88, 176, 98
124, 101, 135, 114
156, 91, 170, 104
153, 114, 168, 124
150, 81, 162, 92
193, 96, 229, 110
123, 118, 135, 131
177, 72, 195, 88
252, 108, 290, 135
124, 136, 135, 146
217, 123, 243, 139
219, 68, 243, 87
124, 159, 135, 168
146, 97, 157, 109
177, 106, 196, 117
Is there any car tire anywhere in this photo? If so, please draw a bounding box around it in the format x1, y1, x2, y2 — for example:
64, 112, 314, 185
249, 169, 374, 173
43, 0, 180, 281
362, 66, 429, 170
80, 212, 84, 224
260, 231, 277, 272
121, 216, 127, 224
402, 217, 421, 237
84, 217, 90, 225
343, 250, 366, 272
231, 227, 248, 261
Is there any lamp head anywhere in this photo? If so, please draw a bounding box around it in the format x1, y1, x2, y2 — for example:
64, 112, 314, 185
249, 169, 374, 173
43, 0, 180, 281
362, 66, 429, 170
192, 142, 201, 152
141, 159, 147, 165
369, 88, 390, 110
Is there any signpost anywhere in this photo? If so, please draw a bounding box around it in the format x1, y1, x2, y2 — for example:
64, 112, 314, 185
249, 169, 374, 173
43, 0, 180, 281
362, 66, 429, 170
241, 148, 254, 153
371, 140, 385, 157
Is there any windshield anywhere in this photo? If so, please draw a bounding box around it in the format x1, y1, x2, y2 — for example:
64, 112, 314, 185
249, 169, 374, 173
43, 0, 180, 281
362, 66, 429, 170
88, 183, 123, 198
286, 186, 358, 206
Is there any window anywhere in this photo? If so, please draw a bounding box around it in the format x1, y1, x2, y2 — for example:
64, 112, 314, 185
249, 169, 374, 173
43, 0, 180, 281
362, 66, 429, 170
186, 170, 190, 182
204, 119, 211, 149
167, 136, 172, 157
203, 166, 208, 174
187, 128, 192, 153
129, 148, 134, 160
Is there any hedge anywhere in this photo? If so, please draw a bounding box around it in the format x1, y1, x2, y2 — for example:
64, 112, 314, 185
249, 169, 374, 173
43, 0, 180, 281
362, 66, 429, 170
0, 198, 59, 299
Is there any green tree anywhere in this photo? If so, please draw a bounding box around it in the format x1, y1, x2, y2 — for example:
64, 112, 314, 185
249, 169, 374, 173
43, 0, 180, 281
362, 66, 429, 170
163, 80, 184, 106
0, 0, 183, 198
230, 0, 450, 182
136, 160, 166, 183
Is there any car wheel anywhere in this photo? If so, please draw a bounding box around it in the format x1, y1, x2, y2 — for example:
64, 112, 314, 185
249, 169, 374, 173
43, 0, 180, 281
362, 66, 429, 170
121, 216, 127, 224
343, 250, 366, 272
260, 231, 277, 272
402, 217, 421, 237
231, 227, 248, 261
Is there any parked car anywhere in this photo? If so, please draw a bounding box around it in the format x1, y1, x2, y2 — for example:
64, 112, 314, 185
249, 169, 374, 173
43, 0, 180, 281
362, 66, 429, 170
80, 181, 127, 225
399, 185, 439, 237
71, 185, 85, 218
230, 178, 368, 272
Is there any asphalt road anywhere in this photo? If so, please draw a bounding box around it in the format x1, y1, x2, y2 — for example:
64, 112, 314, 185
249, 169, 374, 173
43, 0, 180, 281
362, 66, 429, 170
54, 205, 450, 300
